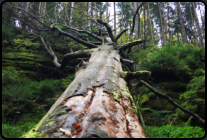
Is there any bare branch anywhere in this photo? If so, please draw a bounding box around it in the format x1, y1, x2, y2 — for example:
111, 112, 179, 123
6, 2, 50, 29
26, 33, 61, 68
3, 5, 50, 31
130, 2, 145, 36
140, 80, 205, 124
97, 20, 116, 43
121, 70, 151, 81
118, 39, 145, 50
115, 29, 128, 41
60, 48, 96, 70
27, 33, 97, 70
51, 24, 98, 48
120, 57, 134, 64
63, 26, 103, 42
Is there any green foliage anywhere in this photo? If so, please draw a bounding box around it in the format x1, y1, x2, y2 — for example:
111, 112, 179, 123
13, 38, 40, 48
179, 75, 205, 100
2, 69, 60, 123
2, 66, 19, 85
139, 85, 150, 95
194, 68, 205, 76
133, 44, 204, 77
56, 24, 64, 29
57, 73, 75, 90
143, 125, 205, 138
2, 122, 36, 138
150, 109, 172, 126
2, 24, 16, 40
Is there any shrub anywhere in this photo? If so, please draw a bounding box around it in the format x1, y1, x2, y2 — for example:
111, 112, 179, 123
2, 24, 16, 40
2, 122, 36, 138
143, 125, 205, 138
2, 66, 19, 85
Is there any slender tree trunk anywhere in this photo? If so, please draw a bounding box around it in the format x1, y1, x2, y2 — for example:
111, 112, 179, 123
114, 2, 116, 36
166, 2, 170, 44
161, 3, 167, 37
147, 2, 154, 45
90, 2, 93, 28
176, 2, 188, 44
133, 2, 139, 40
143, 4, 145, 49
106, 2, 108, 22
22, 2, 30, 33
70, 2, 75, 26
189, 2, 198, 46
87, 2, 89, 27
158, 2, 165, 45
65, 4, 70, 26
94, 2, 96, 20
192, 2, 204, 48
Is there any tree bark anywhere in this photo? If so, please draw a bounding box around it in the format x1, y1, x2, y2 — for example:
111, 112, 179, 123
166, 2, 170, 44
90, 2, 93, 28
70, 2, 75, 26
158, 2, 165, 46
143, 4, 146, 49
192, 2, 204, 48
133, 2, 139, 40
147, 2, 154, 45
176, 2, 188, 44
114, 2, 116, 36
22, 43, 148, 138
22, 2, 30, 33
94, 2, 96, 20
106, 2, 109, 22
189, 2, 198, 46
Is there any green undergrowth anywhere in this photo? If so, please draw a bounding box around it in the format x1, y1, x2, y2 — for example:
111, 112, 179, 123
131, 43, 205, 76
143, 124, 205, 138
2, 66, 75, 138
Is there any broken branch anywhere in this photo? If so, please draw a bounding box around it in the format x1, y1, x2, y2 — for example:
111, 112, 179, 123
122, 71, 151, 81
97, 20, 116, 44
115, 29, 128, 41
51, 24, 98, 48
118, 39, 145, 50
130, 2, 145, 36
139, 80, 205, 124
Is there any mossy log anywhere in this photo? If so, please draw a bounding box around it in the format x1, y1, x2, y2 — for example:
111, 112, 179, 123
22, 44, 147, 138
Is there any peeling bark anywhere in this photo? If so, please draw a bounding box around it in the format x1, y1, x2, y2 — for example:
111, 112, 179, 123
22, 44, 147, 138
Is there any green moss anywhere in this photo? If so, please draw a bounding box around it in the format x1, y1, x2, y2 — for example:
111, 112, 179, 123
112, 91, 120, 102
108, 65, 118, 69
120, 88, 137, 114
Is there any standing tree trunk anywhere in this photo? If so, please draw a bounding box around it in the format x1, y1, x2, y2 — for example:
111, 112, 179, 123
94, 2, 97, 21
133, 2, 139, 40
189, 2, 198, 46
87, 2, 89, 27
146, 2, 154, 45
114, 2, 116, 36
166, 2, 170, 44
64, 4, 70, 26
106, 2, 108, 22
176, 2, 188, 44
161, 3, 167, 37
90, 2, 93, 28
70, 2, 75, 26
22, 2, 30, 33
143, 4, 146, 49
192, 2, 204, 48
158, 2, 165, 45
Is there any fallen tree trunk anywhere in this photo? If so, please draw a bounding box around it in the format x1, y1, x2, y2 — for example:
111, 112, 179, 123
22, 44, 150, 138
